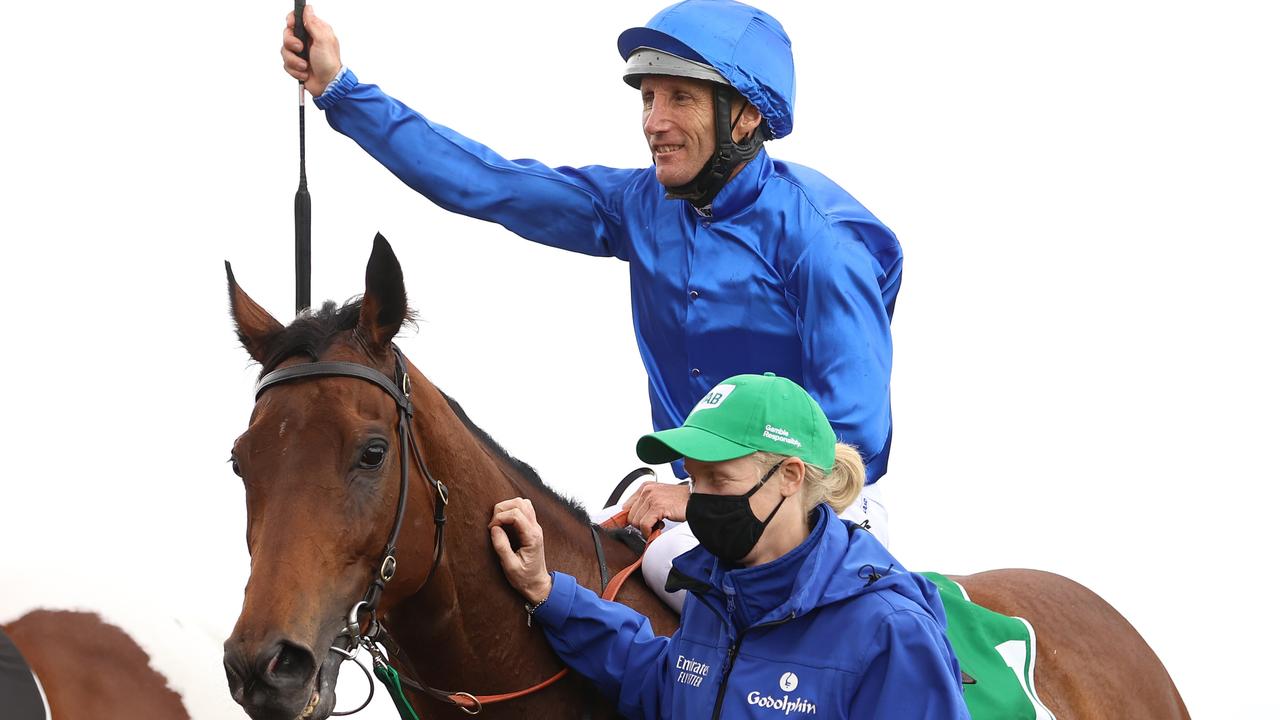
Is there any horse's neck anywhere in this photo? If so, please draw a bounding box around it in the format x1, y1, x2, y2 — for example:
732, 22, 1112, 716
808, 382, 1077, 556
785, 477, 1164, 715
385, 372, 594, 690
405, 369, 615, 584
387, 370, 677, 699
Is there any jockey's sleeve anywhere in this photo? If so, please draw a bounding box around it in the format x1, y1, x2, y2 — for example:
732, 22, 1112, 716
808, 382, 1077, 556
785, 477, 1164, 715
790, 218, 898, 484
317, 69, 639, 261
532, 571, 673, 720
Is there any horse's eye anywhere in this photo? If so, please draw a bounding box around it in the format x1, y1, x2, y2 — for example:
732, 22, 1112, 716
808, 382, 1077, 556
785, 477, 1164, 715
359, 443, 388, 470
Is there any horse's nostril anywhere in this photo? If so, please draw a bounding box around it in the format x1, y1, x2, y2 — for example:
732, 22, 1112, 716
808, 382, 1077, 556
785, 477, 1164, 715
261, 640, 316, 689
223, 651, 252, 704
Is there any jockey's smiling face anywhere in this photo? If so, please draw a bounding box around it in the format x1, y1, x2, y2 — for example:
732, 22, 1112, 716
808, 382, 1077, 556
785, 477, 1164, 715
640, 75, 718, 188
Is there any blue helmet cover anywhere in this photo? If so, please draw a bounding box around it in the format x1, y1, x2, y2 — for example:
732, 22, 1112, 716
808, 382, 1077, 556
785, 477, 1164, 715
617, 0, 796, 139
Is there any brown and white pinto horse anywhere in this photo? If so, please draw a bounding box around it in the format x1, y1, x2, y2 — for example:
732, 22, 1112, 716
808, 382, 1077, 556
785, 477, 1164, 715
3, 609, 190, 720
222, 236, 1187, 720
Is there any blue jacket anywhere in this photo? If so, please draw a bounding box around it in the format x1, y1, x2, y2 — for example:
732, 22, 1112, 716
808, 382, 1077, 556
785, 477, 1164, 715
317, 71, 900, 483
533, 505, 968, 719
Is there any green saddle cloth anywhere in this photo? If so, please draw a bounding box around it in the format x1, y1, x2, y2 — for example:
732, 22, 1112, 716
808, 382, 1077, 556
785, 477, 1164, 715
921, 573, 1057, 720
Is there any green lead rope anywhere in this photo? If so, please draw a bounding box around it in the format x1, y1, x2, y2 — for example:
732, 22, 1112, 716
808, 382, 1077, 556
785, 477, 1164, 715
374, 663, 422, 720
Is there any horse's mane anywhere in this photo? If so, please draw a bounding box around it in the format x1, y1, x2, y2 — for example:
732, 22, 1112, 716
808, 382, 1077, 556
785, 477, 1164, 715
259, 298, 591, 525
442, 393, 592, 525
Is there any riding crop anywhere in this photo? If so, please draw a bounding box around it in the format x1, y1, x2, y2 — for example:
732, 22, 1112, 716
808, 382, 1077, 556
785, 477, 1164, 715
293, 0, 311, 314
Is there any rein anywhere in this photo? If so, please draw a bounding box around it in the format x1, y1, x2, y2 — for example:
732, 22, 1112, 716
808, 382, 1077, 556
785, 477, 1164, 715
252, 347, 659, 717
597, 510, 663, 601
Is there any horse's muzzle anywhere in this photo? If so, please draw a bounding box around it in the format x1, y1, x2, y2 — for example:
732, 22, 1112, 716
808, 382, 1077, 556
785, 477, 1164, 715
224, 638, 324, 720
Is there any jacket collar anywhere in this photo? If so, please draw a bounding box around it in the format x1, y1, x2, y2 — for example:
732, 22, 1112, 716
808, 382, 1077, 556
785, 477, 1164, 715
668, 504, 836, 625
668, 504, 940, 627
696, 148, 772, 219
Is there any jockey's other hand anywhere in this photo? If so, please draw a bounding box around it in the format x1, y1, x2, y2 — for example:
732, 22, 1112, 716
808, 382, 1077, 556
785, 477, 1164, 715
281, 6, 343, 98
622, 481, 691, 532
489, 498, 552, 604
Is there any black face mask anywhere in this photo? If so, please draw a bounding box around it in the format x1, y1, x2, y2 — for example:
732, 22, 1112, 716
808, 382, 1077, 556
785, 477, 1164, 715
686, 459, 787, 563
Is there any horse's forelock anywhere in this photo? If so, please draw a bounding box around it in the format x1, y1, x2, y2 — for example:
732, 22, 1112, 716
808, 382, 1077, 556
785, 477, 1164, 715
259, 297, 422, 374
256, 299, 363, 373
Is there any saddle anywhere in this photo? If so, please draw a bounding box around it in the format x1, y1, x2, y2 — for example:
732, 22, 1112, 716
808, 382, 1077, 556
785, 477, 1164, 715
921, 573, 1057, 720
0, 627, 48, 720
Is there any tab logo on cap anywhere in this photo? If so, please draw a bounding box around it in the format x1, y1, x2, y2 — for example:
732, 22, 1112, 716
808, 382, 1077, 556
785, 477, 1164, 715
689, 384, 735, 414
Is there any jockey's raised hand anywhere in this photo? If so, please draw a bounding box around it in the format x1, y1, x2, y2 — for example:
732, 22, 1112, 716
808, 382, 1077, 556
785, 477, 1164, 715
489, 498, 553, 604
281, 6, 342, 97
621, 481, 690, 533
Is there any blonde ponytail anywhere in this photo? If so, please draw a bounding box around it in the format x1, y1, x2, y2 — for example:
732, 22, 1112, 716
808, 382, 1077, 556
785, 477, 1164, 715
811, 444, 865, 514
755, 443, 866, 514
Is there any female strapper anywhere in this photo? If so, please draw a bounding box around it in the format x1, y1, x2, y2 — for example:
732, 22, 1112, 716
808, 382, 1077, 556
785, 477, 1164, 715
489, 373, 969, 720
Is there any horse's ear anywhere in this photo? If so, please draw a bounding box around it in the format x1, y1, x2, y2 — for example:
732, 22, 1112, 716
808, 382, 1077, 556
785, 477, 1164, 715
226, 261, 285, 365
358, 234, 408, 350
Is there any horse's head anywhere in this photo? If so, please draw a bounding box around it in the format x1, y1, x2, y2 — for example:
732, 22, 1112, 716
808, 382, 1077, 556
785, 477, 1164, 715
222, 236, 429, 720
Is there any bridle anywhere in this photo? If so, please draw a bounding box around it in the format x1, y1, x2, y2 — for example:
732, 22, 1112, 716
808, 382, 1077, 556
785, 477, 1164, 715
253, 345, 455, 715
255, 346, 449, 619
251, 345, 652, 716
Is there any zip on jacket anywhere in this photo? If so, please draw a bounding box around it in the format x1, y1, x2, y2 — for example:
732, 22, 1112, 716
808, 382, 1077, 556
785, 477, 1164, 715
678, 574, 800, 720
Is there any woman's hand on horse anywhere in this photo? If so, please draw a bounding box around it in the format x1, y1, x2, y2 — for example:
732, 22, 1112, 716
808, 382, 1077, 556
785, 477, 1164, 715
489, 498, 553, 604
622, 481, 691, 531
281, 6, 343, 98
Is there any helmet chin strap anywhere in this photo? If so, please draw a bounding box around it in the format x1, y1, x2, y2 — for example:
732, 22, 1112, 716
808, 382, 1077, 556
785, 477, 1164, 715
663, 84, 765, 210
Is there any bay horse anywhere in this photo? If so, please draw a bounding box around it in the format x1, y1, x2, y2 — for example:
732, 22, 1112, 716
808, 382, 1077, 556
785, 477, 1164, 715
222, 235, 1187, 719
3, 609, 190, 719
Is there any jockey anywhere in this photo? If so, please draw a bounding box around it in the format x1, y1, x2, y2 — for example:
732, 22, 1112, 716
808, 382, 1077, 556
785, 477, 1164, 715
282, 0, 901, 609
490, 373, 967, 720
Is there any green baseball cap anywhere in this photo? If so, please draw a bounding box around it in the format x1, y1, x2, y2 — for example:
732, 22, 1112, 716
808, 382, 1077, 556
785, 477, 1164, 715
636, 373, 837, 470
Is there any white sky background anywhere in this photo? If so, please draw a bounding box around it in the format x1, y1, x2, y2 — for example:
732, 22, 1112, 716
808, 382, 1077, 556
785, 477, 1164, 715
1, 1, 1277, 717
